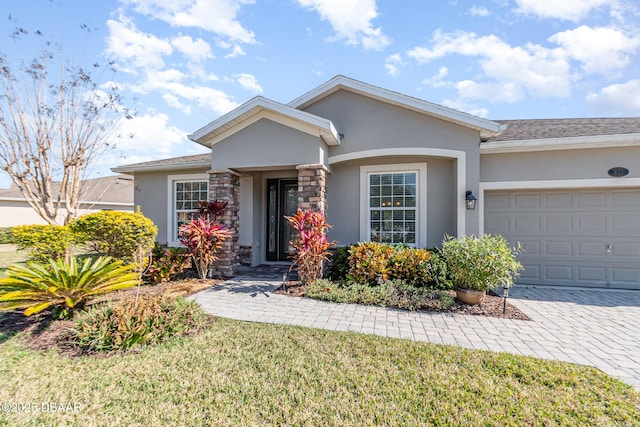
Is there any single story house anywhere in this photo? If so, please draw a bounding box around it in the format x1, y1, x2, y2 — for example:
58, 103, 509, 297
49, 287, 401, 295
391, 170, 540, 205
0, 175, 135, 227
113, 76, 640, 290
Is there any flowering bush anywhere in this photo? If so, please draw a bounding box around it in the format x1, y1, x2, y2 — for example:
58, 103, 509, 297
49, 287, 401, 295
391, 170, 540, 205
286, 209, 335, 285
178, 218, 231, 279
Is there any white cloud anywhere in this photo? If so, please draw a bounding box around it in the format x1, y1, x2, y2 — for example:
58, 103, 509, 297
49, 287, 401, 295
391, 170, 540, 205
296, 0, 390, 50
384, 53, 405, 76
468, 6, 490, 17
115, 111, 189, 154
441, 99, 489, 118
408, 31, 571, 102
514, 0, 611, 21
586, 80, 640, 114
171, 34, 213, 62
234, 73, 263, 93
121, 0, 256, 43
224, 45, 247, 58
422, 66, 449, 88
106, 15, 173, 72
549, 26, 640, 75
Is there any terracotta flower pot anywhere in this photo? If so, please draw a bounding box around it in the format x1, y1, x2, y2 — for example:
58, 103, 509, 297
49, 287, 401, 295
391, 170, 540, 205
455, 288, 486, 305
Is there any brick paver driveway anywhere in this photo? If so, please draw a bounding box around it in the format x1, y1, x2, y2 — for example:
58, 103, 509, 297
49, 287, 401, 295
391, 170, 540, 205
190, 273, 640, 390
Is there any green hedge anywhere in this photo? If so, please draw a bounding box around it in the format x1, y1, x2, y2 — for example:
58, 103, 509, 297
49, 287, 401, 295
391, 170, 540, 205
12, 224, 74, 262
0, 227, 14, 244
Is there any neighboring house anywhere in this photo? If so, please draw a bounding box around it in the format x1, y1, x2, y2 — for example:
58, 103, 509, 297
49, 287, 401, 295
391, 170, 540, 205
0, 175, 135, 227
113, 76, 640, 290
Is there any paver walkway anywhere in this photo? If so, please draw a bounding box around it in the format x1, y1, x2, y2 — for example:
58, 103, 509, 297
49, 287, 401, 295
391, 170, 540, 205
190, 268, 640, 390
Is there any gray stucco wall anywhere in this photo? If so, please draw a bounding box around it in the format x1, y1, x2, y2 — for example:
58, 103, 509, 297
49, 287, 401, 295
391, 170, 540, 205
481, 146, 640, 182
133, 169, 210, 245
326, 157, 457, 248
303, 91, 481, 155
211, 118, 326, 170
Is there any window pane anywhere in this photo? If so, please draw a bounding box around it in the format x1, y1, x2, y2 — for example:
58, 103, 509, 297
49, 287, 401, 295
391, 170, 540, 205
380, 174, 392, 185
393, 173, 404, 185
405, 210, 416, 220
371, 210, 381, 220
406, 233, 416, 244
370, 197, 380, 208
370, 186, 380, 196
405, 185, 416, 196
393, 210, 404, 220
381, 186, 392, 196
405, 196, 416, 207
405, 174, 416, 185
370, 174, 380, 186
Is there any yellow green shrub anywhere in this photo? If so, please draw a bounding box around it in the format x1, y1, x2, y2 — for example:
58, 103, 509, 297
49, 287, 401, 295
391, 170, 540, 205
12, 224, 74, 262
70, 209, 157, 263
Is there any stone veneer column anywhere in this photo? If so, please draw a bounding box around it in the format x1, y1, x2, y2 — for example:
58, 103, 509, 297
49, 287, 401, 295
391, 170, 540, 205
209, 170, 240, 277
296, 164, 328, 212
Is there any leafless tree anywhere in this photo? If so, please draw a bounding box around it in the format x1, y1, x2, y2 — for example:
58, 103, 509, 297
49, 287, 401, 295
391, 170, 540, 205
0, 27, 131, 225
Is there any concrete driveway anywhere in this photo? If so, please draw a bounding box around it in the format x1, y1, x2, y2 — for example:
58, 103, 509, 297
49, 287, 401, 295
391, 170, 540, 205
190, 276, 640, 390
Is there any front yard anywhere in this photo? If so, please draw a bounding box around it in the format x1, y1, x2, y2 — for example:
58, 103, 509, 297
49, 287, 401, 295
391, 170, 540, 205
1, 316, 639, 426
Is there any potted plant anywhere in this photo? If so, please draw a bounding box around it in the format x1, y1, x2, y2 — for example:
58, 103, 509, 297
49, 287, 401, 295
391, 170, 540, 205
442, 235, 523, 305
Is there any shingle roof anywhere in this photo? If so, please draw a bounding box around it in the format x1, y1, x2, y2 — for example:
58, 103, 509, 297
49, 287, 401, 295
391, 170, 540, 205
112, 153, 212, 174
0, 175, 134, 205
487, 117, 640, 142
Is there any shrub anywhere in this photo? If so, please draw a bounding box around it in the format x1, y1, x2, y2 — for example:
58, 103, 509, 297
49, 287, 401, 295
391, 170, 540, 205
144, 243, 191, 284
328, 246, 351, 282
0, 227, 14, 244
197, 200, 228, 221
70, 209, 157, 263
68, 295, 208, 351
12, 224, 74, 262
0, 256, 138, 319
285, 209, 335, 285
347, 242, 395, 285
179, 217, 231, 279
347, 242, 434, 287
390, 245, 432, 288
442, 234, 523, 292
307, 279, 454, 311
425, 248, 452, 290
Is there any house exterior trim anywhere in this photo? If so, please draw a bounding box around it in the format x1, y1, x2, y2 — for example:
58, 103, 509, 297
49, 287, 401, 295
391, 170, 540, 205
166, 173, 210, 246
188, 96, 340, 147
480, 133, 640, 154
478, 177, 640, 235
329, 147, 467, 236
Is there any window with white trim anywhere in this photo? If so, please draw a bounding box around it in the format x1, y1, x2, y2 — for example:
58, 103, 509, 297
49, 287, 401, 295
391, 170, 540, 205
360, 163, 427, 247
169, 176, 209, 243
368, 172, 417, 244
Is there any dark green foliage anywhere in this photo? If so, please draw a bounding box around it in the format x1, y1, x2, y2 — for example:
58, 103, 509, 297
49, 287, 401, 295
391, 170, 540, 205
307, 279, 454, 311
425, 249, 452, 290
328, 246, 351, 282
0, 227, 14, 244
68, 295, 208, 351
143, 243, 192, 284
12, 224, 74, 262
70, 209, 157, 263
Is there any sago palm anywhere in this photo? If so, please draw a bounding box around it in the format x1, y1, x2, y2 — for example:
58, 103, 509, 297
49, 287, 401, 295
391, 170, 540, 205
0, 256, 138, 318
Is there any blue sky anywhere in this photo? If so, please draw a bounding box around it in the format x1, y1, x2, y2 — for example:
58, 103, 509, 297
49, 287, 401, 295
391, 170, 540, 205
1, 0, 639, 186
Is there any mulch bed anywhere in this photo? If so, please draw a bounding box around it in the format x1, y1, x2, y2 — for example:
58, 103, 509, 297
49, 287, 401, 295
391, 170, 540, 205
0, 278, 222, 357
274, 282, 531, 321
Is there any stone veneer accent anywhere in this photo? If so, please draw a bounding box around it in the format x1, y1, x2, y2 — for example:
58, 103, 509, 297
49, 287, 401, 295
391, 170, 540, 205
209, 170, 240, 277
296, 164, 328, 212
239, 245, 252, 266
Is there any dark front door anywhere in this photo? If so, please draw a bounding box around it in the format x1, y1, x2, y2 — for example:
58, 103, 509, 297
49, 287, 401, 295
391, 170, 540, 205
266, 179, 298, 261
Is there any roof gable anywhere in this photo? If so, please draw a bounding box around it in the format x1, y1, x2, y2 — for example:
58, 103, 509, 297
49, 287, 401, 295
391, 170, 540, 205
188, 96, 340, 147
288, 75, 505, 139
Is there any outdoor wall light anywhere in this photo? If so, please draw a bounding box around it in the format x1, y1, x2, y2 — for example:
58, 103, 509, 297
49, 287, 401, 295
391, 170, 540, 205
465, 191, 477, 210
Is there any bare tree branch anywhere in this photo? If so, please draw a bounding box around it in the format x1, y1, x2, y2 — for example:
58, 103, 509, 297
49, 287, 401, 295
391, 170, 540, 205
0, 29, 131, 225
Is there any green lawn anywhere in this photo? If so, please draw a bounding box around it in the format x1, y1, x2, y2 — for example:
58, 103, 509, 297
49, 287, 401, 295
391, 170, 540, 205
0, 244, 27, 277
0, 317, 638, 426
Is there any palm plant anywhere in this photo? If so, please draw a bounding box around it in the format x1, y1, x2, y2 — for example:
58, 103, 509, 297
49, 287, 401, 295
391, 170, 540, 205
0, 256, 138, 318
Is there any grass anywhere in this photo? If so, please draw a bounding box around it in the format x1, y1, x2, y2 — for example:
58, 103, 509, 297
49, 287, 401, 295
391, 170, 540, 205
0, 317, 638, 426
0, 244, 27, 277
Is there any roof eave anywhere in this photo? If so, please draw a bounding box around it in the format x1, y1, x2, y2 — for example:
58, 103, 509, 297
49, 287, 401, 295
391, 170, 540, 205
481, 132, 640, 154
111, 161, 212, 175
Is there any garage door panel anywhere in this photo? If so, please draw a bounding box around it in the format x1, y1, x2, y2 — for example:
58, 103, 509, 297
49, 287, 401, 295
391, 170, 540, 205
545, 216, 573, 232
484, 188, 640, 289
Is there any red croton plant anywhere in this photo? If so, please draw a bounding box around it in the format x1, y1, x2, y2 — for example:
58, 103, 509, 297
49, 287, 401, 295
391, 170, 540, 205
178, 216, 231, 280
285, 209, 336, 285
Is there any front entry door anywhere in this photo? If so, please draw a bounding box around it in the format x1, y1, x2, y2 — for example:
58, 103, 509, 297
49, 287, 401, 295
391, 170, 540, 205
266, 179, 298, 261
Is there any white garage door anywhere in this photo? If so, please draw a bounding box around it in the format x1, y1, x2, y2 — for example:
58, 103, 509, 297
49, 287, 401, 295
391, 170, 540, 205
484, 188, 640, 289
